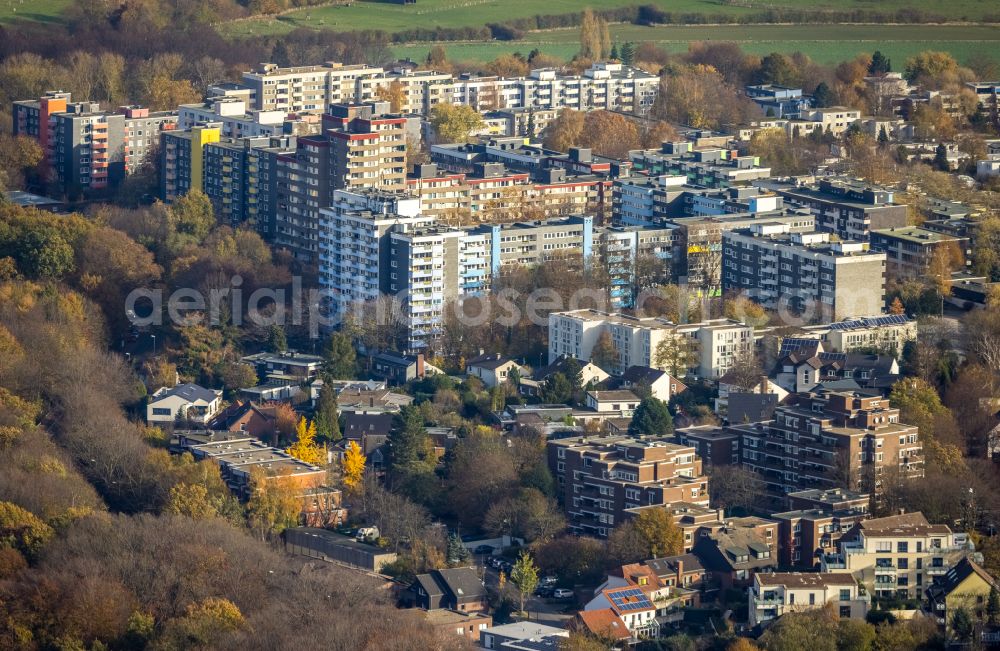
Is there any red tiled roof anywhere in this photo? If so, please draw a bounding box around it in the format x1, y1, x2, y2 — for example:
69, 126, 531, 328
576, 609, 630, 640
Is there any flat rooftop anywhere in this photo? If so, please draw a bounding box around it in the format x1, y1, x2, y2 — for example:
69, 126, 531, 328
677, 425, 739, 441
872, 225, 965, 244
757, 572, 857, 588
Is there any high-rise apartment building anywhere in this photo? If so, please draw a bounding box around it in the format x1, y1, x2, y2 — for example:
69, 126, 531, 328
178, 98, 287, 138
728, 390, 923, 508
452, 63, 658, 114
241, 62, 384, 113
273, 102, 407, 262
759, 177, 908, 241
546, 435, 709, 538
237, 61, 657, 116
247, 136, 297, 238
629, 142, 771, 188
388, 226, 491, 350
14, 93, 176, 196
161, 124, 221, 202
722, 223, 887, 322
317, 189, 431, 315
203, 136, 270, 228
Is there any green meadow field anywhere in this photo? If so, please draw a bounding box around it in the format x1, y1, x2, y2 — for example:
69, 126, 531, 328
0, 0, 71, 24
388, 23, 1000, 67
218, 0, 1000, 39
3, 0, 998, 70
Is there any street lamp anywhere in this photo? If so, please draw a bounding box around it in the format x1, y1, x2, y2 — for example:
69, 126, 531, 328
151, 334, 156, 356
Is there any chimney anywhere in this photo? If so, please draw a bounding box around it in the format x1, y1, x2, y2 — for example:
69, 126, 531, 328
675, 559, 684, 587
416, 353, 425, 378
759, 375, 769, 394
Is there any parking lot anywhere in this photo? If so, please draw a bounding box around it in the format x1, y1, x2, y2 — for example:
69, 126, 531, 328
478, 554, 575, 626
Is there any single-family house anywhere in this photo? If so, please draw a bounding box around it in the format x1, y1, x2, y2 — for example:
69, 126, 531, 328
585, 390, 640, 417
370, 351, 426, 385
926, 557, 999, 632
339, 412, 394, 468
521, 355, 610, 396
407, 567, 488, 614
207, 400, 279, 442
715, 372, 788, 420
617, 366, 687, 403
581, 586, 659, 640
465, 353, 526, 389
411, 608, 492, 643
242, 350, 324, 379
147, 383, 222, 424
569, 609, 632, 645
772, 340, 900, 394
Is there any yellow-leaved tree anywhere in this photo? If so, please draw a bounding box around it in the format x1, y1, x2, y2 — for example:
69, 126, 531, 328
286, 417, 325, 466
341, 440, 366, 490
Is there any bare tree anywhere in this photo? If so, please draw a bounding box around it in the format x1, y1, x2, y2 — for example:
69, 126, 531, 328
723, 349, 765, 391
708, 466, 764, 514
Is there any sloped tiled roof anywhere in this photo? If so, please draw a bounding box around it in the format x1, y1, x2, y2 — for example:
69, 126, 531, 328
576, 609, 630, 640
926, 557, 997, 601
436, 567, 486, 601
155, 383, 219, 403
645, 553, 705, 577
467, 352, 517, 371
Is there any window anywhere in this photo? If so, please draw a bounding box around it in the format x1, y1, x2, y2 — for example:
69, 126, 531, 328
897, 542, 908, 553
809, 593, 815, 605
152, 407, 172, 416
840, 606, 851, 618
839, 589, 851, 602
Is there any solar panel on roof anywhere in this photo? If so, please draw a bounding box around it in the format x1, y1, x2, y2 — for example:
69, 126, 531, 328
609, 587, 653, 612
830, 314, 908, 330
779, 338, 818, 356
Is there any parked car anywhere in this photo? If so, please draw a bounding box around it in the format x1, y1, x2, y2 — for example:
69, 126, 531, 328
489, 557, 505, 569
540, 575, 558, 586
474, 544, 495, 555
552, 588, 574, 599
534, 586, 555, 598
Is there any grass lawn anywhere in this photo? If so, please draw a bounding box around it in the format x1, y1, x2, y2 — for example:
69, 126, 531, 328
0, 0, 71, 24
389, 23, 1000, 67
218, 0, 1000, 39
